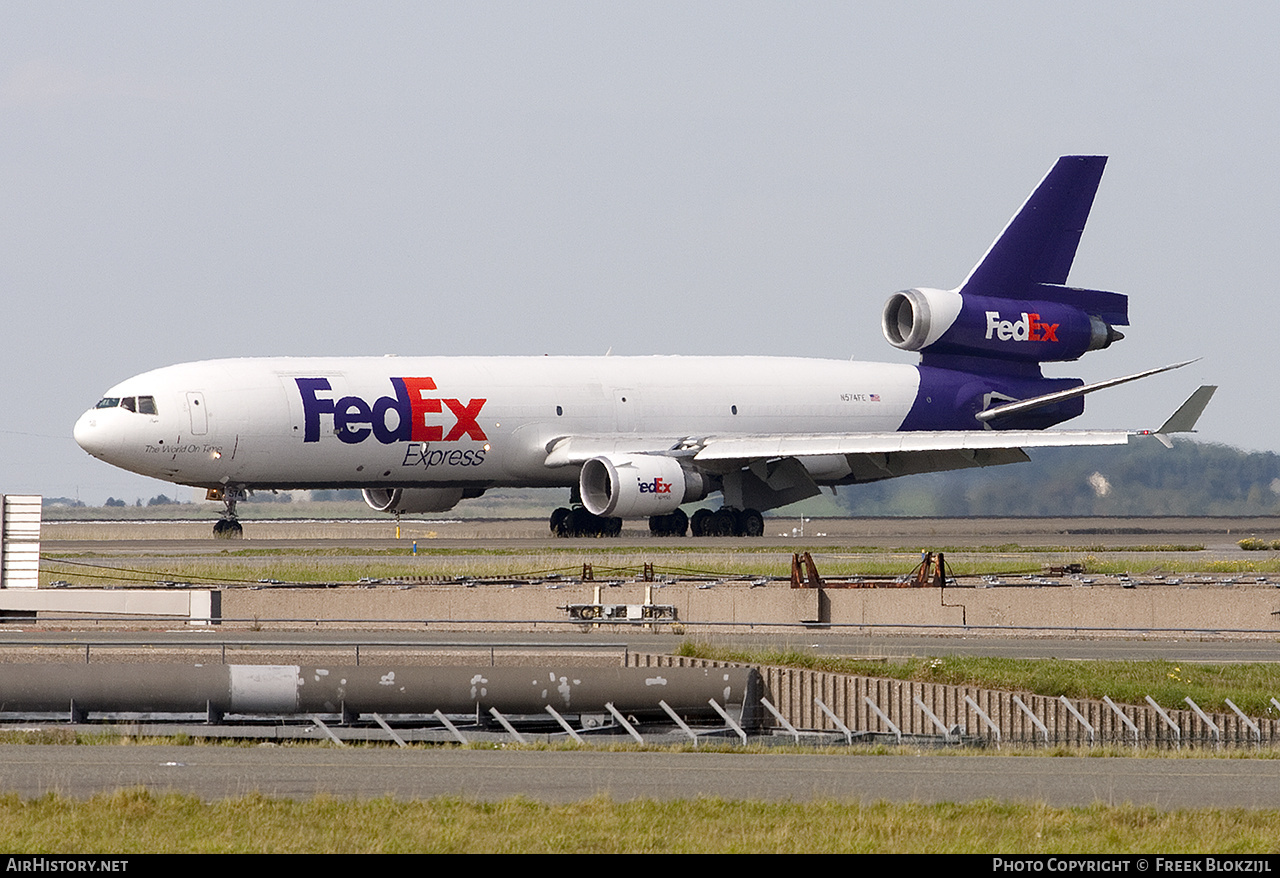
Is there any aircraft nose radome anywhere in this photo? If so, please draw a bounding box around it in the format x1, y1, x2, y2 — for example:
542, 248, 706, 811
73, 410, 109, 457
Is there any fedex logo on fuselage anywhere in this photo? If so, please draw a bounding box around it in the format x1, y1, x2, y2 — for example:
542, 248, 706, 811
296, 377, 487, 445
984, 311, 1059, 343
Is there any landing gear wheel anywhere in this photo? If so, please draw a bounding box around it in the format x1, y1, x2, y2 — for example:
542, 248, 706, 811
568, 507, 594, 537
648, 509, 689, 537
212, 519, 243, 540
740, 509, 764, 537
712, 508, 738, 536
550, 507, 572, 537
690, 508, 713, 537
212, 486, 247, 540
560, 507, 622, 537
669, 508, 688, 536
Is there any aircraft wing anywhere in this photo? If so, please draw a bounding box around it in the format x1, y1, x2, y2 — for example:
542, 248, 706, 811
544, 386, 1216, 487
691, 429, 1130, 461
690, 430, 1129, 483
546, 428, 1128, 473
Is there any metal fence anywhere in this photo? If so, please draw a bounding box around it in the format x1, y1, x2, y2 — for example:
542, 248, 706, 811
634, 654, 1280, 748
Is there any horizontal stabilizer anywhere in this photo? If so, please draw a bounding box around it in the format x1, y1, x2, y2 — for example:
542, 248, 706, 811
976, 359, 1199, 424
1029, 283, 1129, 327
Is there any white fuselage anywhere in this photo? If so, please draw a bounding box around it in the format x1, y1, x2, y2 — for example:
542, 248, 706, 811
73, 356, 922, 491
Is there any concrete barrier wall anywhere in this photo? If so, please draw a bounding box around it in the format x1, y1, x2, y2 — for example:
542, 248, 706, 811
221, 581, 818, 627
634, 654, 1280, 746
217, 581, 1280, 634
824, 586, 1280, 633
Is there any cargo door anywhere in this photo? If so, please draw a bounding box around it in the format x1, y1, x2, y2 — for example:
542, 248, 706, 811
187, 392, 208, 435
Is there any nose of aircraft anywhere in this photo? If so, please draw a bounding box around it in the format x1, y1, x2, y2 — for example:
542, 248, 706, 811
73, 409, 113, 458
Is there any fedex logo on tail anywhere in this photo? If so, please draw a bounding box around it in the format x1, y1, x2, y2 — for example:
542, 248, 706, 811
296, 377, 487, 445
984, 311, 1060, 343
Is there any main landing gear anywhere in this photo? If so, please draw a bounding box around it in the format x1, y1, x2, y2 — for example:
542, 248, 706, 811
650, 507, 764, 537
208, 486, 246, 540
689, 507, 764, 537
649, 507, 764, 537
648, 509, 688, 537
550, 506, 622, 538
548, 505, 765, 538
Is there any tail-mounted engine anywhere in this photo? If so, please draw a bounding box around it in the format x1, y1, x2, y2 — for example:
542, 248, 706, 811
579, 454, 709, 518
882, 287, 1125, 364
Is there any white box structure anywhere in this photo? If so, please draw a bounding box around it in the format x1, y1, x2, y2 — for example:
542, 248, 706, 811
0, 495, 41, 589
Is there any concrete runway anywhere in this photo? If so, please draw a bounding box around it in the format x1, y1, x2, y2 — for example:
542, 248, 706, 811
3, 745, 1280, 809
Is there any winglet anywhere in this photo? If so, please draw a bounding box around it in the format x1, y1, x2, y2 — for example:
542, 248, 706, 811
1144, 385, 1217, 448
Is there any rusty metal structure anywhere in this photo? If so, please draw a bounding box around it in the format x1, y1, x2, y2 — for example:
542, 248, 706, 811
790, 551, 950, 588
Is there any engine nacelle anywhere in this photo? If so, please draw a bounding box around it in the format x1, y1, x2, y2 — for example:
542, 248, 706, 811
882, 287, 1122, 363
362, 487, 464, 514
579, 454, 709, 518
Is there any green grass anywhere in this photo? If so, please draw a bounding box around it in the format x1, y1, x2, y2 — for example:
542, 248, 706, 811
40, 543, 1250, 589
676, 643, 1280, 716
0, 789, 1276, 853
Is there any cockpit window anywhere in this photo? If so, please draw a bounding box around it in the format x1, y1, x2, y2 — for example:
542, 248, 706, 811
94, 395, 158, 414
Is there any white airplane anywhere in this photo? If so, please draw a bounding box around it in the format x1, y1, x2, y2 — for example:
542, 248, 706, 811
75, 156, 1215, 539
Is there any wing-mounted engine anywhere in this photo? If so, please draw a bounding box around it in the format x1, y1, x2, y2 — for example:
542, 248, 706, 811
882, 287, 1124, 364
362, 487, 465, 514
579, 454, 709, 518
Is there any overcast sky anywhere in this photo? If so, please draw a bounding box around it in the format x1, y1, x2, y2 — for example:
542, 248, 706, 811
2, 2, 1274, 505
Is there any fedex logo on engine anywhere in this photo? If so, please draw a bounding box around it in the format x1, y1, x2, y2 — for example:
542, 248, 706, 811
984, 311, 1059, 343
638, 477, 673, 495
296, 377, 487, 445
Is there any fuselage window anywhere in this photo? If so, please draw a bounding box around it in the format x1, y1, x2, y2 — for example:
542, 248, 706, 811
138, 396, 158, 415
120, 397, 137, 413
95, 398, 120, 409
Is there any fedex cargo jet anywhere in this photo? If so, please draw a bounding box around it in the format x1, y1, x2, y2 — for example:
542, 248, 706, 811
74, 156, 1215, 538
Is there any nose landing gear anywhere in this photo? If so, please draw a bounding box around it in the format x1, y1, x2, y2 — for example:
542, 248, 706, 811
212, 518, 243, 539
207, 486, 246, 540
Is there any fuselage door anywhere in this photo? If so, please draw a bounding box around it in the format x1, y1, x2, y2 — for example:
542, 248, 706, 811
187, 392, 208, 435
613, 389, 638, 433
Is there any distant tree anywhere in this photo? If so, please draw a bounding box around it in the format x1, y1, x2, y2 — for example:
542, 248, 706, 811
146, 494, 174, 506
828, 441, 1280, 517
308, 489, 364, 502
244, 492, 292, 503
104, 497, 127, 508
42, 497, 85, 508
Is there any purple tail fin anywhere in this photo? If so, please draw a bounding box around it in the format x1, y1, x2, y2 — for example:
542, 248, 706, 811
958, 156, 1127, 327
